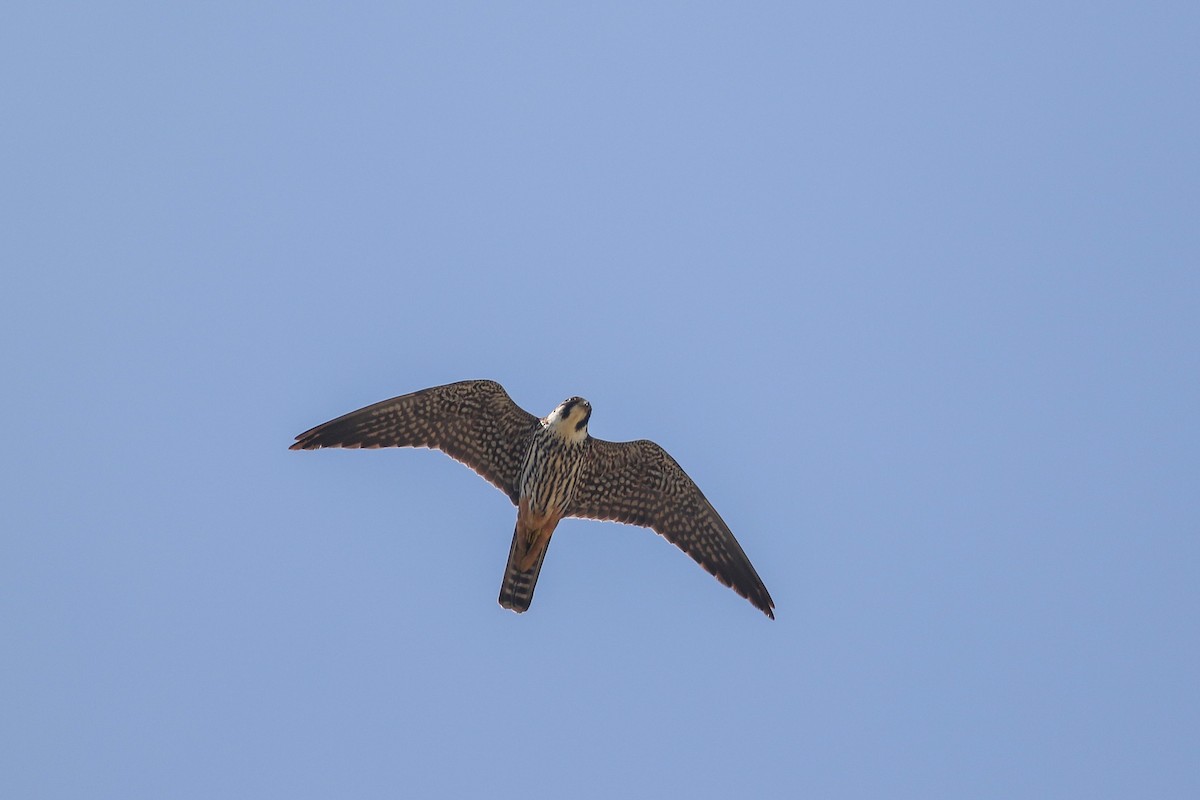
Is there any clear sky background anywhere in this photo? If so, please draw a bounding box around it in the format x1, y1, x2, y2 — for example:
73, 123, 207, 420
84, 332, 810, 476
3, 3, 1197, 798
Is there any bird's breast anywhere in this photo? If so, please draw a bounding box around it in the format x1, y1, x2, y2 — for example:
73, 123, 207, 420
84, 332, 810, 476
519, 430, 586, 516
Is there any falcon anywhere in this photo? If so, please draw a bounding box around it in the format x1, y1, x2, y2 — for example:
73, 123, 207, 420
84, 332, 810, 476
290, 380, 774, 618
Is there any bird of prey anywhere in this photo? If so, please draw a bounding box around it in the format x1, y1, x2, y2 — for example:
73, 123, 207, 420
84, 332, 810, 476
290, 380, 774, 618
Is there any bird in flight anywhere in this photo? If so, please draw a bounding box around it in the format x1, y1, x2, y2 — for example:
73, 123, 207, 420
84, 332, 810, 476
290, 380, 774, 618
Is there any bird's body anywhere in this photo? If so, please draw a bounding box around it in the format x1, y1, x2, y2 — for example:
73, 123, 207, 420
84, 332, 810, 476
501, 399, 590, 612
290, 380, 774, 618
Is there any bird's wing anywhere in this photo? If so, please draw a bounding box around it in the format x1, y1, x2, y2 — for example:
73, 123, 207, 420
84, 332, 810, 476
568, 438, 775, 618
290, 380, 539, 504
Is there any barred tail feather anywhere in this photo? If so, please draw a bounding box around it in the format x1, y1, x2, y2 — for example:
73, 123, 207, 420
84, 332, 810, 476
498, 523, 551, 613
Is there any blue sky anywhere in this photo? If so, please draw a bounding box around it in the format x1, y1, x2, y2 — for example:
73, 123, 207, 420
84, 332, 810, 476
3, 2, 1197, 797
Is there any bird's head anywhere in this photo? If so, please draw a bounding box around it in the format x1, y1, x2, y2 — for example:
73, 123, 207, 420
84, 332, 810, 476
547, 396, 591, 443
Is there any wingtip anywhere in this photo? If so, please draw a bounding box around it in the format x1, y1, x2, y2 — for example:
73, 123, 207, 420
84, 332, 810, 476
289, 433, 328, 450
761, 592, 776, 620
746, 587, 776, 620
748, 592, 776, 620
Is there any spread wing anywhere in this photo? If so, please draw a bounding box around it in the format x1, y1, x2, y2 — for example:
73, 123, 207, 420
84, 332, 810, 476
290, 380, 539, 504
568, 438, 775, 618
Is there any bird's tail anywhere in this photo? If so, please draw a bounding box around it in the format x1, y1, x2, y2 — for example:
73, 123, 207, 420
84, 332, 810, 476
498, 522, 553, 613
